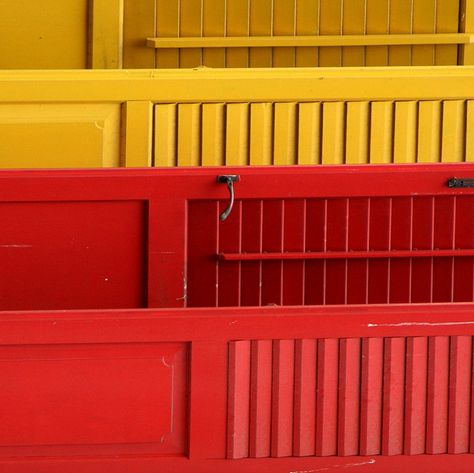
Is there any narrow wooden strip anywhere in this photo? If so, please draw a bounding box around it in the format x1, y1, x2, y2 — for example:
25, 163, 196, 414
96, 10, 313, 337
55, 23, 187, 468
227, 340, 251, 459
426, 336, 450, 454
154, 104, 177, 167
274, 103, 297, 165
394, 101, 418, 163
448, 335, 473, 453
345, 102, 370, 164
122, 101, 152, 167
360, 338, 384, 455
250, 103, 273, 165
417, 101, 442, 163
155, 0, 179, 68
382, 337, 406, 455
298, 103, 322, 165
441, 100, 467, 163
226, 103, 250, 165
271, 340, 295, 457
338, 338, 361, 456
370, 102, 394, 164
322, 102, 345, 164
177, 103, 201, 166
404, 337, 428, 454
249, 340, 272, 458
316, 339, 339, 456
293, 339, 317, 457
202, 103, 225, 166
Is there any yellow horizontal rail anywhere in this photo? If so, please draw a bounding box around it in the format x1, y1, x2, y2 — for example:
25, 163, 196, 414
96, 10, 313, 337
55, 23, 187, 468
1, 67, 474, 103
147, 34, 474, 49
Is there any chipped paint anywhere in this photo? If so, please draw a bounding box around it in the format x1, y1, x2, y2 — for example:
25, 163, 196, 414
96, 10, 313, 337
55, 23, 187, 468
368, 321, 474, 327
289, 458, 376, 473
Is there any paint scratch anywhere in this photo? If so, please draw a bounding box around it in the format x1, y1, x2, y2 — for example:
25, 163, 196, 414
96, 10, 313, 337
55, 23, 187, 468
368, 321, 474, 328
290, 458, 376, 473
0, 244, 33, 248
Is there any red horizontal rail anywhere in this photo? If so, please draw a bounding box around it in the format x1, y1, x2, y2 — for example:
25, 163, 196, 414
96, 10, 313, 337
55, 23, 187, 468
218, 249, 474, 261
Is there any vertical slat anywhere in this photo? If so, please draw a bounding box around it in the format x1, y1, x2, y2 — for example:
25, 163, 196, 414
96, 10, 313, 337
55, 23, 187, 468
123, 0, 155, 68
460, 0, 474, 65
342, 0, 366, 66
394, 101, 417, 163
202, 103, 225, 166
432, 197, 455, 302
411, 197, 434, 303
325, 199, 348, 304
274, 103, 297, 165
241, 201, 263, 306
250, 103, 273, 165
436, 0, 461, 65
448, 336, 473, 453
271, 340, 295, 457
466, 101, 474, 161
316, 339, 339, 456
441, 100, 466, 163
338, 338, 361, 456
305, 199, 326, 305
319, 0, 342, 66
179, 0, 202, 68
293, 339, 317, 457
249, 0, 273, 67
366, 0, 389, 66
262, 201, 284, 306
382, 337, 406, 456
155, 0, 180, 68
226, 103, 250, 165
177, 104, 201, 166
218, 201, 241, 307
283, 200, 306, 305
322, 102, 345, 164
202, 0, 226, 67
226, 0, 250, 67
345, 101, 369, 164
249, 340, 272, 458
295, 0, 319, 66
346, 198, 369, 304
298, 102, 321, 165
417, 101, 442, 163
389, 0, 413, 65
227, 340, 251, 459
404, 337, 428, 455
368, 198, 391, 303
360, 337, 384, 455
426, 336, 450, 454
389, 197, 412, 303
122, 101, 153, 167
89, 0, 124, 69
154, 104, 177, 167
454, 196, 474, 302
369, 102, 394, 163
273, 0, 296, 67
187, 201, 219, 307
412, 0, 435, 65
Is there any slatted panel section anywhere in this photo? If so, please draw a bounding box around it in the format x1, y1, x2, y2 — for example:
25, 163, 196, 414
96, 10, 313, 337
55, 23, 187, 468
150, 0, 462, 68
154, 100, 474, 166
187, 195, 474, 307
227, 335, 474, 458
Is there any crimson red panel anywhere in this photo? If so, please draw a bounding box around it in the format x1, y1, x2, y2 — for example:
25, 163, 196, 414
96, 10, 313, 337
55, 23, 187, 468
0, 201, 146, 310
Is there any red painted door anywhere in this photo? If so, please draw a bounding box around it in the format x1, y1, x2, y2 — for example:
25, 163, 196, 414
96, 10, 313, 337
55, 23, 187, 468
0, 165, 473, 472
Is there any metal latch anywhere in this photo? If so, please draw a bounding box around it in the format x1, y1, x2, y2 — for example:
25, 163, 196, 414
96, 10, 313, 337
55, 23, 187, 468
447, 178, 474, 188
217, 175, 239, 222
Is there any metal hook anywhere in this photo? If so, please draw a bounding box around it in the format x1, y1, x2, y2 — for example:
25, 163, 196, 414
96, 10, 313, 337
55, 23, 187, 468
217, 175, 239, 221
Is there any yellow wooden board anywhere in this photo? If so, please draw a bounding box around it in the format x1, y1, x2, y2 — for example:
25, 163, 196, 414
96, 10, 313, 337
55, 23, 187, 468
0, 104, 120, 168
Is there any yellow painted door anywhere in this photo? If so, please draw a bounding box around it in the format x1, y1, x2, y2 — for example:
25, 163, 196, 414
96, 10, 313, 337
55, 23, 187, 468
0, 0, 89, 69
0, 105, 121, 168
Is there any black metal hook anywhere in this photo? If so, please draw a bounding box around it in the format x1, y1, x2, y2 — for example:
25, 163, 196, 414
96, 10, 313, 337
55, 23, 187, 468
217, 175, 239, 221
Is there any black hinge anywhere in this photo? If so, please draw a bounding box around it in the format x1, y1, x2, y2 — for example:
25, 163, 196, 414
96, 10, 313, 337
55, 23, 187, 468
447, 178, 474, 188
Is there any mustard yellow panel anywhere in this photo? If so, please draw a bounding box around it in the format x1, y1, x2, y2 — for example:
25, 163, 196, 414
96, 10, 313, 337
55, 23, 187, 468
0, 0, 88, 69
153, 100, 473, 167
0, 105, 121, 168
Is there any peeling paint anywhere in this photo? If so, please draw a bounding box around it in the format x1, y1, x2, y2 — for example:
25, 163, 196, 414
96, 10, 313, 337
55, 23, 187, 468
289, 458, 376, 473
368, 321, 474, 327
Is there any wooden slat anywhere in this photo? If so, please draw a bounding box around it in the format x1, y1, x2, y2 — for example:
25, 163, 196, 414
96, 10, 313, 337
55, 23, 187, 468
154, 104, 177, 167
226, 103, 249, 165
298, 102, 322, 165
177, 104, 201, 166
202, 103, 225, 166
389, 0, 413, 65
202, 0, 226, 67
345, 101, 369, 164
274, 103, 297, 165
249, 340, 272, 458
122, 101, 153, 167
394, 101, 418, 163
273, 0, 296, 67
319, 0, 342, 66
249, 0, 273, 67
226, 0, 250, 67
412, 0, 436, 65
436, 0, 461, 65
366, 0, 389, 66
322, 102, 345, 164
295, 0, 319, 66
342, 0, 366, 66
417, 101, 442, 163
250, 103, 273, 165
155, 0, 179, 68
179, 0, 202, 68
441, 100, 466, 162
370, 102, 394, 164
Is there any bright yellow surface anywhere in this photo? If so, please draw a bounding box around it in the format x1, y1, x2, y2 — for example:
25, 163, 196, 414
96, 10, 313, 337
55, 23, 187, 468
0, 68, 473, 168
0, 105, 120, 168
0, 0, 88, 69
126, 0, 467, 68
